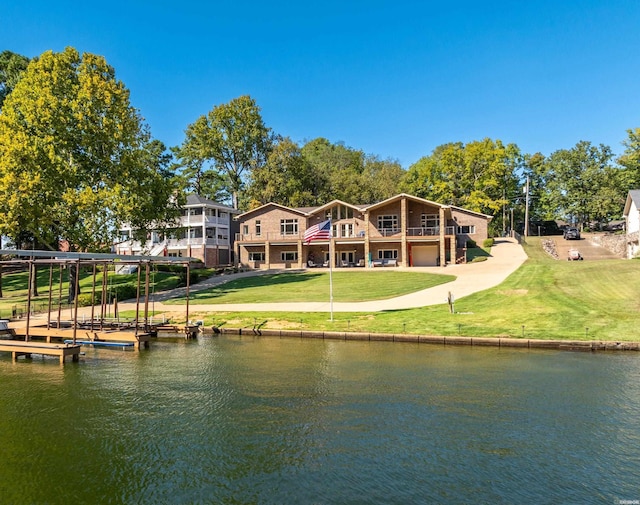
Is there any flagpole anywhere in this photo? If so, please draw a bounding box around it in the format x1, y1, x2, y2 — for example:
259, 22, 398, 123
329, 235, 334, 321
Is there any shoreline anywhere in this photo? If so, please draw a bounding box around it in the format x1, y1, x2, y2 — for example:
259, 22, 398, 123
206, 327, 640, 352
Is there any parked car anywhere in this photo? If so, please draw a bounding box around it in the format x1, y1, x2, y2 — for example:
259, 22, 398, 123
563, 227, 580, 240
567, 249, 583, 261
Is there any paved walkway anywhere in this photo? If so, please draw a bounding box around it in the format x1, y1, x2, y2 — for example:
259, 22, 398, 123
118, 237, 528, 313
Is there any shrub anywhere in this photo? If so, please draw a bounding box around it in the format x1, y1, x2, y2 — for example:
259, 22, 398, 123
109, 284, 139, 302
483, 238, 494, 248
77, 293, 98, 307
470, 256, 488, 263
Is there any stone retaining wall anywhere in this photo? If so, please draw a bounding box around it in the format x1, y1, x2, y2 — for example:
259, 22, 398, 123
589, 233, 632, 258
208, 327, 639, 351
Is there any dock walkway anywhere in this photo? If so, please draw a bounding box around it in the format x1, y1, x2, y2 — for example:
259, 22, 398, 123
10, 327, 151, 350
0, 340, 81, 364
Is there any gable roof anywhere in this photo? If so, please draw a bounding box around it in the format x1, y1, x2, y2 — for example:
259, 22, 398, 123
363, 193, 447, 212
234, 193, 495, 222
185, 194, 238, 212
623, 190, 640, 216
308, 199, 366, 217
235, 202, 309, 220
449, 205, 494, 220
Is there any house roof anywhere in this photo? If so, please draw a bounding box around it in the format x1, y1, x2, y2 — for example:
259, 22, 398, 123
235, 193, 495, 222
363, 193, 448, 212
307, 199, 366, 217
235, 202, 309, 220
449, 205, 494, 221
623, 190, 640, 216
185, 194, 238, 212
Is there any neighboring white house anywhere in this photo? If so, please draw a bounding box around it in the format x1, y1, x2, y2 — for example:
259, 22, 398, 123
623, 190, 640, 258
115, 194, 239, 267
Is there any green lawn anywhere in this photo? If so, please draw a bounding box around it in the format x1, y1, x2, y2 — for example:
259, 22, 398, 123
182, 237, 640, 342
0, 267, 185, 319
166, 271, 456, 304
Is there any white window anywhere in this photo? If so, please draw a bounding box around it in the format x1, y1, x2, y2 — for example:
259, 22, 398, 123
378, 249, 398, 259
340, 223, 354, 238
255, 220, 261, 236
242, 225, 249, 235
457, 225, 476, 234
421, 214, 440, 228
377, 215, 398, 230
331, 205, 354, 220
280, 219, 298, 236
281, 251, 298, 261
249, 252, 265, 261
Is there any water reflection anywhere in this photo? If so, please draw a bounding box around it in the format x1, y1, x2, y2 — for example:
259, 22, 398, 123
0, 337, 639, 504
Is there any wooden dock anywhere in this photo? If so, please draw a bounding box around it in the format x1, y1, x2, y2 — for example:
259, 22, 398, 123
11, 327, 152, 350
0, 341, 81, 364
153, 324, 199, 339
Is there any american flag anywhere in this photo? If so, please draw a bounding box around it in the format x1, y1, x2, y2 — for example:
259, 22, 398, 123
304, 219, 331, 243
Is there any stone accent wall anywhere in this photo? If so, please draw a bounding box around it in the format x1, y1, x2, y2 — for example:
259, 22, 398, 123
590, 233, 632, 258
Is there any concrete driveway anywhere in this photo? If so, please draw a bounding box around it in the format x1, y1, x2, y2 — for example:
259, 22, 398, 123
553, 233, 620, 261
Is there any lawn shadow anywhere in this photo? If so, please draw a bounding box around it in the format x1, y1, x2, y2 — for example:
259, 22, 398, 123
465, 247, 492, 262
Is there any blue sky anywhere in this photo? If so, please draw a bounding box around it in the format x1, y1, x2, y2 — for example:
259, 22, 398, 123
2, 0, 640, 167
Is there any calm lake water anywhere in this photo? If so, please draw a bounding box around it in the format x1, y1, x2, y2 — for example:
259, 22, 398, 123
1, 336, 639, 504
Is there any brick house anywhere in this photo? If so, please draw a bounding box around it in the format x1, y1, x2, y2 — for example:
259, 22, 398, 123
235, 193, 492, 269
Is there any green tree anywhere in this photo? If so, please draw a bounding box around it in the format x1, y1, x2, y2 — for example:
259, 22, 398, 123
246, 137, 315, 208
0, 47, 180, 253
402, 138, 521, 231
179, 95, 273, 209
359, 155, 405, 203
542, 141, 619, 227
301, 138, 365, 203
618, 127, 640, 188
173, 146, 228, 202
0, 50, 30, 110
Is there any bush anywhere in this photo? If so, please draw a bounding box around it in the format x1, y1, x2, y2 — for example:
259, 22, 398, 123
466, 239, 477, 248
483, 238, 494, 248
76, 293, 98, 307
470, 256, 488, 263
109, 284, 139, 302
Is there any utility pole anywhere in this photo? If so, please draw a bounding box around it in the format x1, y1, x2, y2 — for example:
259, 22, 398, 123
524, 176, 530, 237
502, 188, 506, 236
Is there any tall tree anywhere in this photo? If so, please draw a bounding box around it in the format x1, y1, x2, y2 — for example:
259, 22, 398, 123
402, 138, 521, 230
542, 141, 618, 227
0, 47, 181, 253
179, 95, 272, 209
246, 137, 315, 208
359, 155, 405, 203
172, 146, 228, 202
618, 127, 640, 188
0, 50, 30, 110
301, 138, 365, 203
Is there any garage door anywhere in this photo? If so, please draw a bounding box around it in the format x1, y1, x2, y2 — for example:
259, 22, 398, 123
412, 245, 438, 266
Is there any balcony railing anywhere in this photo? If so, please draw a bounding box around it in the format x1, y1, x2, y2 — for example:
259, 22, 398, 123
166, 237, 229, 247
377, 228, 401, 237
180, 215, 227, 226
406, 226, 456, 236
236, 226, 457, 243
236, 232, 303, 241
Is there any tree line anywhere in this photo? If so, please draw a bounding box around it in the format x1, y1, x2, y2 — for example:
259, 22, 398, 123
2, 46, 640, 257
